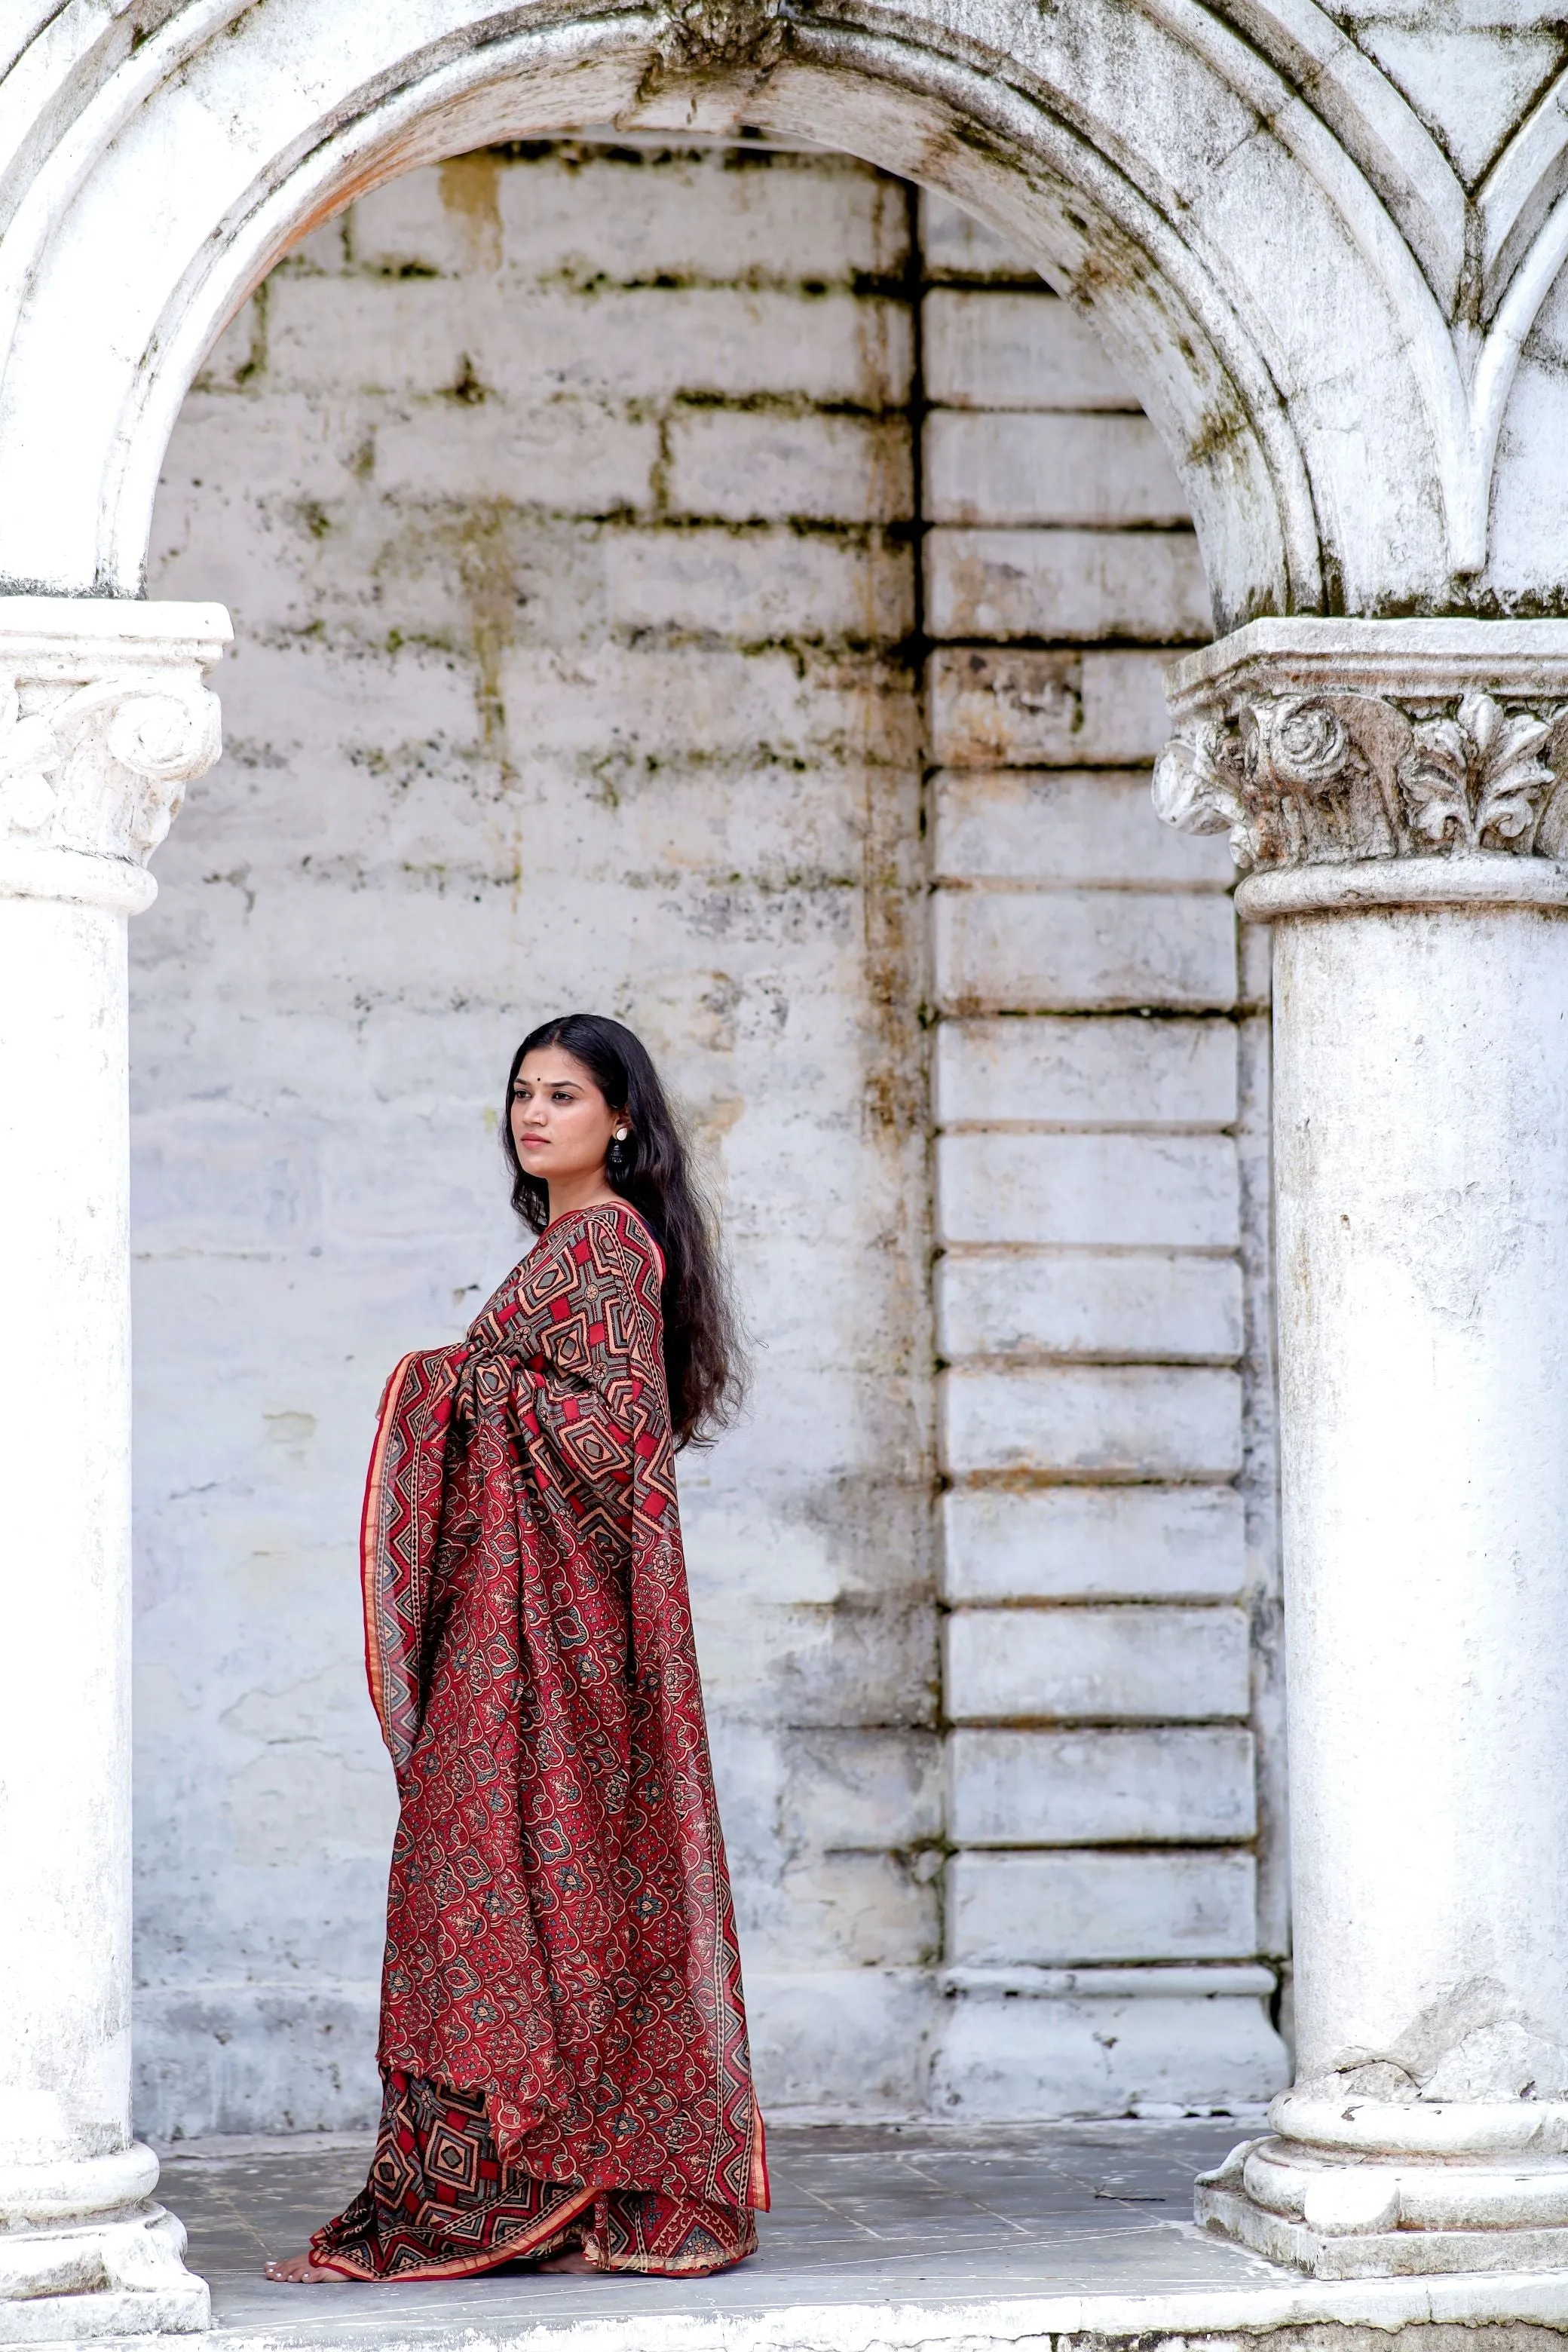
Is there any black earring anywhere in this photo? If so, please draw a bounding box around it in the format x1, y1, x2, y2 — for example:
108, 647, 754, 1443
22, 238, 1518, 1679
607, 1129, 631, 1180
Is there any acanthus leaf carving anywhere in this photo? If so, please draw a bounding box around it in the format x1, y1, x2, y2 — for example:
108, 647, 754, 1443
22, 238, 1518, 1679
1156, 686, 1568, 872
1402, 692, 1556, 853
1537, 711, 1568, 859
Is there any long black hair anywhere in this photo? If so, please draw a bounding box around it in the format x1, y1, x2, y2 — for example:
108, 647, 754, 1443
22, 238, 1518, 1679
500, 1013, 745, 1448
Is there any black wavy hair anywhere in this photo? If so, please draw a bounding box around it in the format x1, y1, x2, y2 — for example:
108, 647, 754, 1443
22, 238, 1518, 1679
501, 1013, 746, 1449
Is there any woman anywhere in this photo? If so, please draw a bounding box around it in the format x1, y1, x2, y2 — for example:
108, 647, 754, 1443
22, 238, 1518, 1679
267, 1015, 766, 2283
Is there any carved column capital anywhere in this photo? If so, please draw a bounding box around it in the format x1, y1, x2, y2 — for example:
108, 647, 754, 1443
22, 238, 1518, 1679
1155, 620, 1568, 918
0, 598, 231, 914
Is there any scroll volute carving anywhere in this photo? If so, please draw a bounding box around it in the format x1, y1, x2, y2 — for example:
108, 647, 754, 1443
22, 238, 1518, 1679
1154, 692, 1413, 870
0, 673, 222, 866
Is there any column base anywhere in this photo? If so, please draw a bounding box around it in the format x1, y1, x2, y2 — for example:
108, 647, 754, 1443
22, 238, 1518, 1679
934, 1966, 1287, 2120
0, 2146, 209, 2339
1199, 2136, 1568, 2278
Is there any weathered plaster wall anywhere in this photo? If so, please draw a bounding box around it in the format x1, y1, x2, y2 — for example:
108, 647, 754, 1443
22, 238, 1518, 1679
130, 141, 1283, 2138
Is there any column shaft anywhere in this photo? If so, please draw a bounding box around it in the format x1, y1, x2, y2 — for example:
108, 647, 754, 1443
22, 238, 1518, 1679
0, 900, 136, 2167
1276, 905, 1568, 2088
0, 596, 228, 2339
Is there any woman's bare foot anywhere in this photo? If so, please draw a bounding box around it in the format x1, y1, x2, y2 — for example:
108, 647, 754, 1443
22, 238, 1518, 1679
536, 2249, 596, 2274
264, 2252, 338, 2283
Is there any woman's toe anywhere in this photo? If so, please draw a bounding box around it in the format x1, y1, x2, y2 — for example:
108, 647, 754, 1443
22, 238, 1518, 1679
265, 2252, 332, 2283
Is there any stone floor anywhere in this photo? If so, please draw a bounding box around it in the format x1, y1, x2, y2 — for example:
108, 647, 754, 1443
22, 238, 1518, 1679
160, 2117, 1254, 2334
145, 2119, 1568, 2351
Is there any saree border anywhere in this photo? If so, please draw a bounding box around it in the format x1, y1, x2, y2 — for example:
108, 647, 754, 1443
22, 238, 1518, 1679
309, 2182, 598, 2283
359, 1349, 416, 1756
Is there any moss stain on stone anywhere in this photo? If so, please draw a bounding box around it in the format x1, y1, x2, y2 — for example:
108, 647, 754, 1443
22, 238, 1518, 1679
437, 153, 504, 274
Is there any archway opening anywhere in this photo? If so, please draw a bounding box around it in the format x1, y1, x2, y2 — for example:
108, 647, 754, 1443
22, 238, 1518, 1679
127, 127, 1284, 2142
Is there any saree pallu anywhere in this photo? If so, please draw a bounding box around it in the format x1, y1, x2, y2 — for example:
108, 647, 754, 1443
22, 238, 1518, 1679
312, 1202, 766, 2281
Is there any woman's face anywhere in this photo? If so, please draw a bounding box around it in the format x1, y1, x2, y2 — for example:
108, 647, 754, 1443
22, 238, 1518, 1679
510, 1048, 620, 1192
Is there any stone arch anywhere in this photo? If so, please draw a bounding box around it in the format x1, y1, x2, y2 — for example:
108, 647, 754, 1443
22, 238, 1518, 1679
9, 0, 1563, 626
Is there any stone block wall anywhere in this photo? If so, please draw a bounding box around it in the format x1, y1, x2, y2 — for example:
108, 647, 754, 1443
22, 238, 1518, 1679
130, 139, 1285, 2139
919, 201, 1284, 2115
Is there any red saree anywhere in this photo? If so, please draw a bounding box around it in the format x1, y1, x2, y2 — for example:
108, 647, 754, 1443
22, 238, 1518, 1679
312, 1202, 767, 2280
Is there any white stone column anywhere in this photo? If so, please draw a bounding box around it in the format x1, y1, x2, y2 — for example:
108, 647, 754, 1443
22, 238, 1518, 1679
0, 599, 228, 2339
1156, 619, 1568, 2278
